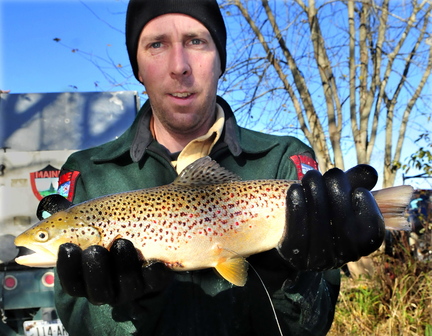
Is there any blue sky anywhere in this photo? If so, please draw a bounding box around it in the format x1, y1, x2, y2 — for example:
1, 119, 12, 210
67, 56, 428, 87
1, 0, 431, 189
1, 0, 134, 93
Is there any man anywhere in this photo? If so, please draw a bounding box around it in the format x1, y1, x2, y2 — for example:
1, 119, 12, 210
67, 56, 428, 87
53, 0, 384, 335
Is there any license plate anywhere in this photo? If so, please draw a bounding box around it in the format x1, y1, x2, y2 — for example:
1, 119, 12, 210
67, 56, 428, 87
23, 320, 69, 336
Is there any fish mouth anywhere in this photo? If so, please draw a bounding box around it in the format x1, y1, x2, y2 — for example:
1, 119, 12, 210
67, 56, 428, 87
14, 247, 57, 268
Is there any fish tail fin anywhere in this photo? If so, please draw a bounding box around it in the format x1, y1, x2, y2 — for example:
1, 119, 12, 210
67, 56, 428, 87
215, 257, 249, 287
372, 185, 413, 230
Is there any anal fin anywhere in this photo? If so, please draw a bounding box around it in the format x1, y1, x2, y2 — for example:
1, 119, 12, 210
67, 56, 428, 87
214, 257, 249, 287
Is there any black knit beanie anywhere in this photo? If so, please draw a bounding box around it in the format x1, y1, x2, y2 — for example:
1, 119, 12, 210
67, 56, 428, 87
126, 0, 227, 82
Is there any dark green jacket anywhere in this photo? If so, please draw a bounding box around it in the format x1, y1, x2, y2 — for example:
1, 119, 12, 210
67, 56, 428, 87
55, 97, 340, 336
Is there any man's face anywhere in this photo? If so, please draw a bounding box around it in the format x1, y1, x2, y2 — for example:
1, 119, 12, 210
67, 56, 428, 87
137, 14, 221, 137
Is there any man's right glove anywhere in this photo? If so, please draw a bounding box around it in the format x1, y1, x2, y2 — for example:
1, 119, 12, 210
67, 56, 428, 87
56, 239, 174, 306
278, 164, 385, 271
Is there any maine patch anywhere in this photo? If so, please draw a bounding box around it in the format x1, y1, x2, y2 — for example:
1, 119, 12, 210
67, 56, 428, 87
30, 165, 61, 201
57, 170, 80, 202
290, 154, 318, 179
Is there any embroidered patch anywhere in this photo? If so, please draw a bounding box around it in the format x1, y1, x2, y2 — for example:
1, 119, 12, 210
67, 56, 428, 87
29, 165, 61, 201
57, 170, 80, 202
290, 154, 318, 179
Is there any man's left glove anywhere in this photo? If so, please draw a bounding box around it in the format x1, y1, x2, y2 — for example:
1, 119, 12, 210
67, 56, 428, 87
278, 164, 385, 271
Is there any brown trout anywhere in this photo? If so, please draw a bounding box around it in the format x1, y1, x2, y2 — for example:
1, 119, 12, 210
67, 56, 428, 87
14, 157, 413, 286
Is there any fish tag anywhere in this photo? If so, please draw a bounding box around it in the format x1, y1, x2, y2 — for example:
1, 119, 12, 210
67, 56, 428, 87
173, 156, 241, 186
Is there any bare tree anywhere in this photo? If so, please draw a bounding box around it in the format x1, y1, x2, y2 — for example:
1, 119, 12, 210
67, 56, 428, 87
220, 0, 432, 187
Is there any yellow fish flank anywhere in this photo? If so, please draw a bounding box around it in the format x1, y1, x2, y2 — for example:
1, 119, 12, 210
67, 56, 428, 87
14, 157, 413, 286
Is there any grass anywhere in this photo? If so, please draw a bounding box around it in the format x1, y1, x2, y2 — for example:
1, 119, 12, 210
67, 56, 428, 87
328, 231, 432, 336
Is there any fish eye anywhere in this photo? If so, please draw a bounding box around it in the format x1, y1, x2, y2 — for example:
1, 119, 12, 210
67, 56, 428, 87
35, 230, 49, 242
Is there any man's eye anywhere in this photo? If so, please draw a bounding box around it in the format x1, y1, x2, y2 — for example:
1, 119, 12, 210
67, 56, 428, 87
191, 39, 203, 45
150, 42, 162, 48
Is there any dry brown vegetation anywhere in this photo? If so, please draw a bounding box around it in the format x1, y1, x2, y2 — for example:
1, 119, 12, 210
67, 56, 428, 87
329, 231, 432, 336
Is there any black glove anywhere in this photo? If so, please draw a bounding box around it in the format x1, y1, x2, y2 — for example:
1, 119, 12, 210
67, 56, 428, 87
37, 194, 74, 220
56, 239, 174, 306
278, 164, 385, 271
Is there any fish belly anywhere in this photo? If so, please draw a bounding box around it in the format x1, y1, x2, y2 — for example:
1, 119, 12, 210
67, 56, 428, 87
92, 180, 289, 271
135, 215, 285, 271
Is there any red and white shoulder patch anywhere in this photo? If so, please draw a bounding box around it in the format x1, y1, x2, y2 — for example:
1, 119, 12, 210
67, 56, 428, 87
57, 170, 80, 202
290, 154, 318, 180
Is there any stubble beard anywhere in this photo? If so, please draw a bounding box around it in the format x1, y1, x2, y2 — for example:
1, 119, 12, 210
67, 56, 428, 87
151, 96, 217, 137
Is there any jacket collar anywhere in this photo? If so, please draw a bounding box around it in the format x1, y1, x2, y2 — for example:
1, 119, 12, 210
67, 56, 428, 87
91, 96, 278, 163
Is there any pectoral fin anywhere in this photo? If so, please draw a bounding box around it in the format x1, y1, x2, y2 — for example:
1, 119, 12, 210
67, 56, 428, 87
214, 257, 249, 287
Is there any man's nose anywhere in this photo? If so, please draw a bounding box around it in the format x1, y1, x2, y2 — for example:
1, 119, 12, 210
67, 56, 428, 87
169, 44, 191, 78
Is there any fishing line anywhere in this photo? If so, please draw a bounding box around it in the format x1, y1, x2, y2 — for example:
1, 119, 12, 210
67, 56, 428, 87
222, 248, 283, 336
247, 261, 284, 336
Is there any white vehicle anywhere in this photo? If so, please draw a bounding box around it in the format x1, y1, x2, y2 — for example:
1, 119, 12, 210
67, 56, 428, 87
0, 91, 138, 335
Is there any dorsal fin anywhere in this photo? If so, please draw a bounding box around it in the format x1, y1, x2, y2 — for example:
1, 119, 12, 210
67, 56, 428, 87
173, 156, 241, 186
